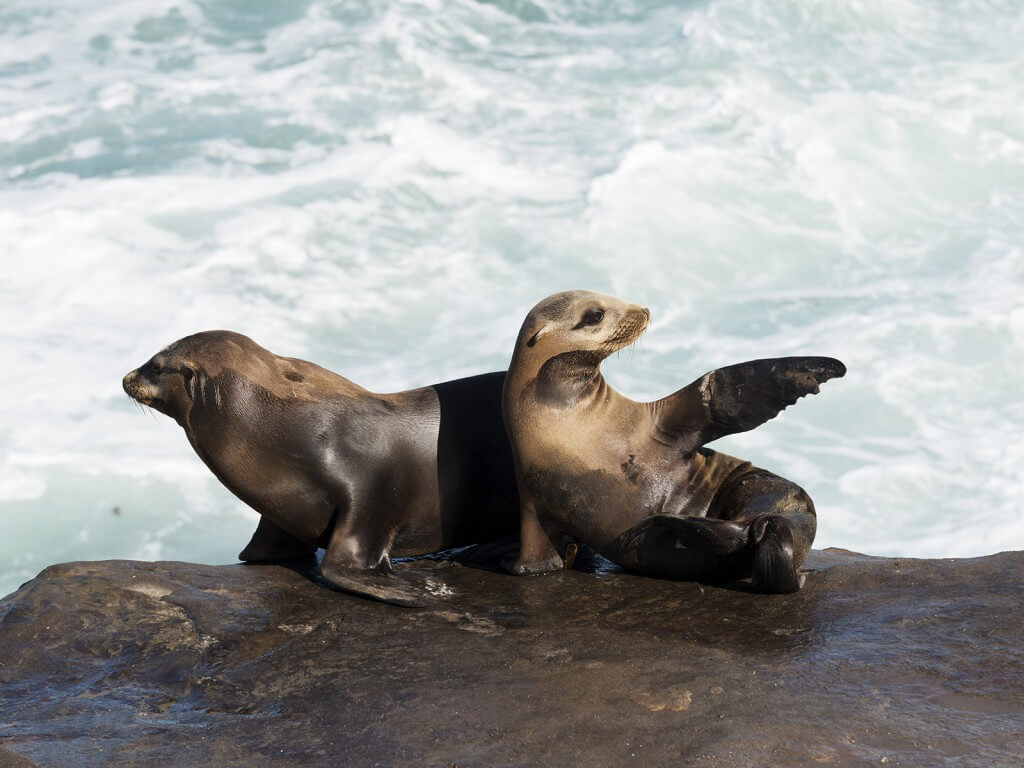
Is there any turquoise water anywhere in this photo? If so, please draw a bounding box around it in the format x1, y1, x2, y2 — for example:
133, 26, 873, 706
2, 0, 1023, 597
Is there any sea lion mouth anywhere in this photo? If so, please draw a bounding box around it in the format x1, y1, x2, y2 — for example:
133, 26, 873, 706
122, 370, 164, 410
602, 309, 650, 354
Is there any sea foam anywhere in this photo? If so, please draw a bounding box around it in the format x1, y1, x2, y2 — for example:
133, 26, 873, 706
2, 0, 1022, 596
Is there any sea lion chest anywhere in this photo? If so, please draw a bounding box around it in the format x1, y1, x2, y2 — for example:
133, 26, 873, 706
520, 403, 749, 544
516, 406, 663, 540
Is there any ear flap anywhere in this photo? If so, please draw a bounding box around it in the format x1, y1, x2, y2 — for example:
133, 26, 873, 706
180, 366, 196, 399
525, 324, 549, 347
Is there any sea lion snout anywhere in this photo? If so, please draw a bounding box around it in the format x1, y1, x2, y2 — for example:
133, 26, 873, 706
122, 368, 143, 398
603, 304, 650, 352
122, 364, 163, 407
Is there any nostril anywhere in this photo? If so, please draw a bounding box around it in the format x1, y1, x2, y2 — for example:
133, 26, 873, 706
122, 371, 137, 393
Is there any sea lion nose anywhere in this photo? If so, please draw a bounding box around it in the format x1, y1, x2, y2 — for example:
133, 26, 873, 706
643, 307, 651, 321
122, 370, 137, 395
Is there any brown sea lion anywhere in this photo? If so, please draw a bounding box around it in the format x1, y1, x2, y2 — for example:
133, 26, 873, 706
502, 290, 845, 593
123, 331, 518, 606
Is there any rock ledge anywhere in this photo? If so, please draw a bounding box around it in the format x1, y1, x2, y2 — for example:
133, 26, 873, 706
1, 549, 1022, 767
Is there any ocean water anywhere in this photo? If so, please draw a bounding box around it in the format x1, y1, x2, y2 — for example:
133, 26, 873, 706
2, 0, 1023, 597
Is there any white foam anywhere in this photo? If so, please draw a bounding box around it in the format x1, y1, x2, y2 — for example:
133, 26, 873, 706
2, 0, 1023, 595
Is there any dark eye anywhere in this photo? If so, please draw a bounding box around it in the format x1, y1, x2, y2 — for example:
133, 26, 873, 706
580, 308, 604, 327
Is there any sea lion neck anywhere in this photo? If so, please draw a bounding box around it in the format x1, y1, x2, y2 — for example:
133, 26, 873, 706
530, 350, 606, 409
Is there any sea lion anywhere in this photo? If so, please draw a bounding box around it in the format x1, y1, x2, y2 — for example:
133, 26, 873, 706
502, 290, 845, 593
123, 331, 518, 606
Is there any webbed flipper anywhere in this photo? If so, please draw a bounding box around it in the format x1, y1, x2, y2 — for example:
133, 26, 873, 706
613, 515, 752, 557
655, 356, 846, 452
750, 515, 805, 593
507, 498, 564, 576
609, 512, 808, 593
318, 563, 427, 608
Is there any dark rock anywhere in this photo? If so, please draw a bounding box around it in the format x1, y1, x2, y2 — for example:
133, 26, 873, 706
0, 549, 1021, 767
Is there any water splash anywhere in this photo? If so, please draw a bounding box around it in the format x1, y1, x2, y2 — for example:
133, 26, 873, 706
2, 0, 1022, 595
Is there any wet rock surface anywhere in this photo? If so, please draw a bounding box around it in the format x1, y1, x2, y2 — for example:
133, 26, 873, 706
0, 548, 1021, 767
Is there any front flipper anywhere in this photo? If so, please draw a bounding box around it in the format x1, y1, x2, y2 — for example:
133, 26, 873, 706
318, 563, 426, 608
506, 499, 564, 576
321, 515, 427, 608
654, 356, 846, 452
239, 516, 317, 562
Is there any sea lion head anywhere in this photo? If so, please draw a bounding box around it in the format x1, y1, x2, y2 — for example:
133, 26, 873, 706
506, 290, 650, 409
512, 289, 650, 364
122, 330, 263, 426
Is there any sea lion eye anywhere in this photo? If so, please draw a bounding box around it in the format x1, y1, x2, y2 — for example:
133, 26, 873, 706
579, 308, 604, 327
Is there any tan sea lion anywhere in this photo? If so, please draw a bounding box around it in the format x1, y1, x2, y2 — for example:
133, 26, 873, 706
123, 331, 518, 606
502, 290, 845, 593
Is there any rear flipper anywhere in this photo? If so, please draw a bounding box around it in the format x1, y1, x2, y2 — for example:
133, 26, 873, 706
610, 515, 754, 583
616, 515, 751, 555
750, 515, 805, 593
239, 517, 317, 562
610, 512, 808, 593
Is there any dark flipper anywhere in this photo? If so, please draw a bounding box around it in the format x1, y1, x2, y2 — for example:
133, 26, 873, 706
608, 515, 754, 583
239, 516, 317, 562
614, 515, 752, 556
320, 519, 427, 607
508, 499, 564, 576
611, 513, 807, 593
750, 515, 805, 593
318, 563, 426, 608
654, 356, 846, 452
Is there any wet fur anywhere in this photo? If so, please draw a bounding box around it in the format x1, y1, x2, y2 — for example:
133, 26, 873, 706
125, 331, 519, 606
503, 291, 844, 594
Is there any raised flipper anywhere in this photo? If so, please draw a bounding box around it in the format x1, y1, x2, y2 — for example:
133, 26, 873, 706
239, 516, 317, 562
653, 357, 846, 452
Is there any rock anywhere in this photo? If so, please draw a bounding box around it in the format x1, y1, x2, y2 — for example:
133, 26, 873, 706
0, 548, 1022, 767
